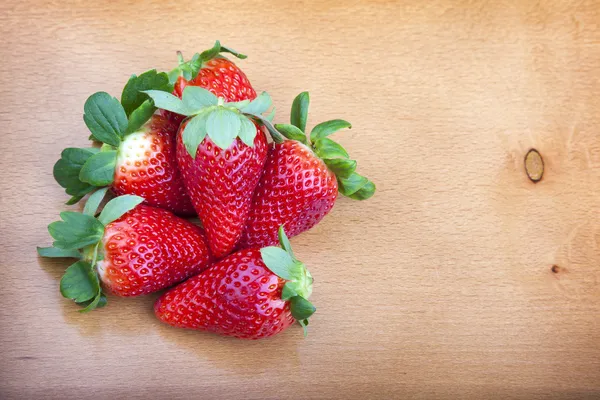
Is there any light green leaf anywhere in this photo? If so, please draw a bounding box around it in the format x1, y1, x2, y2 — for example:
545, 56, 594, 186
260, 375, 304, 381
83, 187, 110, 216
310, 119, 351, 142
182, 114, 208, 158
121, 69, 171, 116
79, 150, 117, 187
83, 92, 127, 147
347, 179, 376, 200
337, 172, 369, 197
98, 195, 144, 225
79, 291, 105, 313
240, 92, 272, 116
37, 246, 80, 259
274, 124, 307, 144
260, 246, 295, 280
291, 92, 309, 132
142, 90, 191, 116
182, 86, 218, 112
237, 116, 257, 147
48, 212, 105, 250
277, 226, 296, 260
281, 282, 300, 301
323, 158, 357, 179
60, 261, 100, 303
313, 138, 349, 160
126, 100, 155, 134
206, 108, 241, 150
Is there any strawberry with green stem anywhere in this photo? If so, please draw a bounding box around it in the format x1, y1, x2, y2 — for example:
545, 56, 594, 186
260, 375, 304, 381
155, 226, 315, 339
162, 40, 256, 124
239, 92, 375, 248
38, 193, 213, 311
144, 87, 282, 258
54, 70, 194, 215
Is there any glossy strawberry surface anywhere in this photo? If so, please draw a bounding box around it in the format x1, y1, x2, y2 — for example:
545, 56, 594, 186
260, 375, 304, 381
176, 124, 268, 257
239, 141, 339, 248
155, 248, 295, 339
163, 57, 257, 125
112, 114, 194, 215
97, 205, 212, 296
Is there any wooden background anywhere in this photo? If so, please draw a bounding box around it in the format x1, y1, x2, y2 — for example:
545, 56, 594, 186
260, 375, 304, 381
1, 0, 599, 398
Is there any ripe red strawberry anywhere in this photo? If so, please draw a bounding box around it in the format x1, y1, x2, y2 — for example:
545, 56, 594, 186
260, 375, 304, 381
39, 195, 212, 311
155, 226, 315, 339
163, 41, 256, 124
145, 88, 282, 258
239, 92, 375, 248
54, 70, 194, 215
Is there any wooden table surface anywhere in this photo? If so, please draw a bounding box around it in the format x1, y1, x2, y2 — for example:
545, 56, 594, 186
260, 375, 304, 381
1, 1, 599, 399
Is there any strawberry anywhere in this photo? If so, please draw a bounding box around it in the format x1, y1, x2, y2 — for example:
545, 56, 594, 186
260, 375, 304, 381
54, 70, 194, 215
145, 88, 283, 258
155, 226, 315, 339
163, 41, 256, 124
239, 92, 375, 248
38, 195, 212, 311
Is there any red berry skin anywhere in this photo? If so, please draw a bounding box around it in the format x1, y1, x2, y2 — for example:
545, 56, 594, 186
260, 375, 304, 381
154, 248, 295, 340
162, 57, 257, 124
174, 58, 256, 102
112, 114, 194, 216
239, 141, 339, 248
98, 205, 213, 297
176, 122, 268, 258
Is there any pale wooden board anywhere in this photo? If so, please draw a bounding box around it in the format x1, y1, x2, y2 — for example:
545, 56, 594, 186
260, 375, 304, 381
1, 0, 599, 399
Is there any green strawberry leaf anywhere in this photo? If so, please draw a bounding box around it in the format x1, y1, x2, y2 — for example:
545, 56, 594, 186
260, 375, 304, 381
206, 108, 242, 150
83, 92, 128, 147
337, 172, 369, 197
37, 246, 81, 259
78, 292, 107, 309
78, 291, 106, 313
182, 114, 208, 158
323, 158, 357, 179
49, 212, 105, 250
83, 187, 110, 216
291, 92, 310, 132
181, 86, 218, 112
310, 119, 351, 142
265, 107, 276, 123
60, 261, 100, 303
274, 124, 307, 144
347, 179, 376, 200
290, 296, 316, 321
260, 246, 296, 280
121, 69, 171, 116
277, 225, 296, 260
281, 281, 300, 301
237, 116, 258, 147
251, 114, 285, 144
79, 150, 117, 187
54, 148, 100, 197
126, 100, 156, 134
240, 92, 272, 116
98, 195, 144, 225
143, 90, 191, 116
313, 137, 349, 160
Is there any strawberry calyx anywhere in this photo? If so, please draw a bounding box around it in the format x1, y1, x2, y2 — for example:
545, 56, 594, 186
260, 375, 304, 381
144, 88, 282, 155
167, 40, 247, 84
55, 70, 173, 205
259, 226, 315, 336
274, 92, 376, 200
38, 194, 145, 312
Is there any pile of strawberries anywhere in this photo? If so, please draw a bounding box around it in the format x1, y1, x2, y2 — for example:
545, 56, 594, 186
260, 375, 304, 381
38, 41, 374, 340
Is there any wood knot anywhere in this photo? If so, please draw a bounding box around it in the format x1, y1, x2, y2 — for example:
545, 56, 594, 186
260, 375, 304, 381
551, 265, 561, 273
524, 149, 544, 183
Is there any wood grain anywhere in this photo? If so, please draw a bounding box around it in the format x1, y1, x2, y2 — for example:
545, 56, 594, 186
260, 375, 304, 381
1, 0, 599, 398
